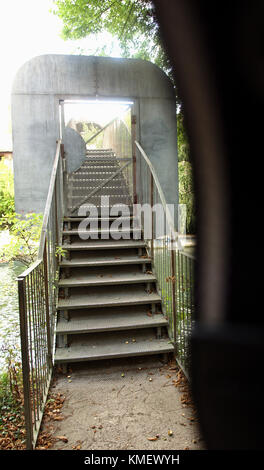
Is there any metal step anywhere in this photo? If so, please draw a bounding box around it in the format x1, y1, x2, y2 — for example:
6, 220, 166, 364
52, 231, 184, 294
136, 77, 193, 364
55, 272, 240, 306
58, 268, 156, 287
55, 329, 174, 363
57, 285, 160, 310
64, 216, 135, 222
56, 308, 167, 335
55, 168, 172, 366
60, 253, 151, 267
63, 228, 141, 237
61, 240, 145, 250
62, 239, 146, 251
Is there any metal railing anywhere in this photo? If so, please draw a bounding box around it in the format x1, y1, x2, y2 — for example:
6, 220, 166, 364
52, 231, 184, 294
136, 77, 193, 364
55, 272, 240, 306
101, 115, 133, 198
17, 131, 195, 448
17, 140, 65, 449
68, 111, 135, 214
135, 141, 196, 378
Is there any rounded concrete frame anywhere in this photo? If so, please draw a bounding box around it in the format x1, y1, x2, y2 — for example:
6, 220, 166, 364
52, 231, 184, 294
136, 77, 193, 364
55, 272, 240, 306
11, 54, 178, 215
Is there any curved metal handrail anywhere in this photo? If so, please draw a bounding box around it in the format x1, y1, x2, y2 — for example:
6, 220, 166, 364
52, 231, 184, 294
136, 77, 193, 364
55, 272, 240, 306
135, 140, 195, 257
85, 106, 131, 145
135, 141, 179, 242
18, 139, 62, 279
38, 139, 61, 259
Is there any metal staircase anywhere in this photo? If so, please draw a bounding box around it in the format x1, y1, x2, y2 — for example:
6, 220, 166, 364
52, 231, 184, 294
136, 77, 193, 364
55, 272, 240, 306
55, 149, 174, 368
18, 123, 195, 449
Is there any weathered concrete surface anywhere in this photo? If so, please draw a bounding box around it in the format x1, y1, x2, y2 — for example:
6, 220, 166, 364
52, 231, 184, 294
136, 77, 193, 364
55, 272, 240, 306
43, 356, 205, 450
12, 55, 178, 216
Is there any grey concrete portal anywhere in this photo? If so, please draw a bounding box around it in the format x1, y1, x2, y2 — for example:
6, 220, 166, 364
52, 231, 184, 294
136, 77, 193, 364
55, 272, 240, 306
11, 54, 178, 215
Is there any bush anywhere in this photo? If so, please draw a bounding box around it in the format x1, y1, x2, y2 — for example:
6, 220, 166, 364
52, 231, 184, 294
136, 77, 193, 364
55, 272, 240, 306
0, 161, 15, 226
0, 213, 43, 267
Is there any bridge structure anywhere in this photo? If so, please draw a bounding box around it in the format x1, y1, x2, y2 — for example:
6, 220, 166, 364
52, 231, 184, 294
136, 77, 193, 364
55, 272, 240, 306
12, 55, 195, 449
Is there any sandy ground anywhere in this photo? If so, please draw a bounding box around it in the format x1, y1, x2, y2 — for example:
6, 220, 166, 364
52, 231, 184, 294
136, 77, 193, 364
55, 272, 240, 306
41, 356, 206, 450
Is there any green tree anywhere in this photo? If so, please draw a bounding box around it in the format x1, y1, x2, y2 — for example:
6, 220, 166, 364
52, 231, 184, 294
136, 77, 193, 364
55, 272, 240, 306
178, 161, 196, 234
53, 0, 196, 233
53, 0, 171, 74
177, 112, 190, 163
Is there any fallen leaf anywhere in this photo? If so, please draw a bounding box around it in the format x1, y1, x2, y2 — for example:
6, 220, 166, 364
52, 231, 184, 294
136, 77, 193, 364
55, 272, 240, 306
56, 436, 68, 443
168, 430, 173, 436
72, 444, 82, 450
147, 436, 158, 441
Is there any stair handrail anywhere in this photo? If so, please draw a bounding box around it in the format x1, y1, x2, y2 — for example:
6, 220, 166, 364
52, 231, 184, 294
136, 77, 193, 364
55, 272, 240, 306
17, 139, 65, 449
85, 106, 131, 145
135, 140, 183, 250
135, 140, 196, 379
38, 139, 62, 259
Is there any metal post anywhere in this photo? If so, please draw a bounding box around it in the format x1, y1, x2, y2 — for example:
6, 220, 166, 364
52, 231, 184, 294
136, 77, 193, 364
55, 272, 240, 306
171, 244, 177, 356
43, 241, 52, 368
131, 115, 137, 204
150, 172, 154, 259
54, 183, 59, 248
18, 277, 33, 450
60, 143, 68, 215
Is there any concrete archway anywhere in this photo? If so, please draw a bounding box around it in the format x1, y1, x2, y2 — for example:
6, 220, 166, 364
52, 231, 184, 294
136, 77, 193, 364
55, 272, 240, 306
12, 54, 178, 215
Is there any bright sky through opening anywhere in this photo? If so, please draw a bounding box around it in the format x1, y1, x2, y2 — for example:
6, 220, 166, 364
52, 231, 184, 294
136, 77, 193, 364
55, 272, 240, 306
64, 101, 133, 128
0, 0, 123, 148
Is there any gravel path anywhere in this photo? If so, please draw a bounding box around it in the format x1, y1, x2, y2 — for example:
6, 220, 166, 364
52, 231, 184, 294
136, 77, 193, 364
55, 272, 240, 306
41, 356, 205, 450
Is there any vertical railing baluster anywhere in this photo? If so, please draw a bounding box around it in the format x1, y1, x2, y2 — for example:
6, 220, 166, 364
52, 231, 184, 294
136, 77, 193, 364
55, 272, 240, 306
18, 277, 33, 449
43, 240, 52, 367
150, 172, 154, 259
132, 115, 137, 204
171, 245, 177, 354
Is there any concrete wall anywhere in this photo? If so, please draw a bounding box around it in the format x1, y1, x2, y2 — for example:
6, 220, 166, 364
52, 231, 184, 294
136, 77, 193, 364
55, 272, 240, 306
12, 54, 178, 216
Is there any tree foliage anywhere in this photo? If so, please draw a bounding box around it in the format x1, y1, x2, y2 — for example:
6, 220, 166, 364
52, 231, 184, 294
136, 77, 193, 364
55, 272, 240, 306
0, 161, 15, 227
53, 0, 171, 74
177, 112, 190, 163
0, 214, 43, 267
178, 161, 196, 234
53, 0, 196, 233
